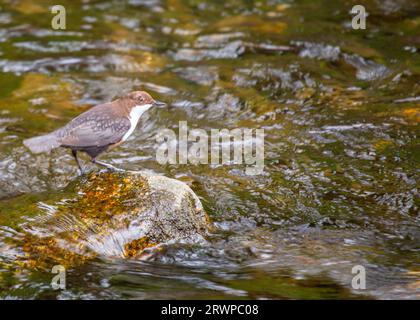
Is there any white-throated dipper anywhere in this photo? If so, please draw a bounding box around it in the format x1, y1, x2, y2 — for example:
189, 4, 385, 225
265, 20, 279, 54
23, 91, 165, 174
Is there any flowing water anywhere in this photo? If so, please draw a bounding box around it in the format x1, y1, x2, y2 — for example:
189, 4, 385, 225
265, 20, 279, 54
0, 0, 419, 299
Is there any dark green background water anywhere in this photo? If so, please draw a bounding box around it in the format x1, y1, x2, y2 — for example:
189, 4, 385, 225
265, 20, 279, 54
0, 0, 419, 299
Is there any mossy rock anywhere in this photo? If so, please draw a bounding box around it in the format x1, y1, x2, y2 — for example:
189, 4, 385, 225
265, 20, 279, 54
2, 171, 210, 269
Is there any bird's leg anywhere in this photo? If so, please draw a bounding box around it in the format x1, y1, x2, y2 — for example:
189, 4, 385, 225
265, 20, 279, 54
71, 149, 85, 175
91, 158, 124, 172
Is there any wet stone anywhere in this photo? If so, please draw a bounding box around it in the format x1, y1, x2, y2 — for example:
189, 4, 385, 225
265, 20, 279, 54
174, 66, 219, 86
172, 40, 245, 61
293, 41, 341, 61
1, 171, 210, 268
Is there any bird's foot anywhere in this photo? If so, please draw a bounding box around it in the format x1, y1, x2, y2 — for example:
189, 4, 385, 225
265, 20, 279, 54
92, 159, 124, 172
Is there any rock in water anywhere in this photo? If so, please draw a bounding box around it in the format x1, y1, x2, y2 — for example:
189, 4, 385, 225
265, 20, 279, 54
3, 171, 210, 267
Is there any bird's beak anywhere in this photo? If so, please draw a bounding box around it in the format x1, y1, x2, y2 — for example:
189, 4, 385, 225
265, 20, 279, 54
153, 100, 166, 107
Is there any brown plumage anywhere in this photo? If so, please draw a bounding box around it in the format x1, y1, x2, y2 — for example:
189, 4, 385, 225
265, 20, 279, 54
23, 91, 165, 173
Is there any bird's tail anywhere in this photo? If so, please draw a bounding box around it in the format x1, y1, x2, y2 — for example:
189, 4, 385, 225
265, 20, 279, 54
23, 133, 61, 154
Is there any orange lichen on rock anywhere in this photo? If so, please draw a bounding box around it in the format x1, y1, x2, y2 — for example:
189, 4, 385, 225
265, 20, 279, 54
123, 236, 157, 258
20, 234, 93, 271
71, 171, 150, 220
402, 107, 420, 123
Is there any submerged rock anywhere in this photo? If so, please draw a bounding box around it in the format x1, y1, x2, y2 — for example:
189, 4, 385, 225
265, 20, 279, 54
1, 171, 210, 268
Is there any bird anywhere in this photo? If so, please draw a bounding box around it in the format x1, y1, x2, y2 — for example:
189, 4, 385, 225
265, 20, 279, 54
23, 91, 165, 174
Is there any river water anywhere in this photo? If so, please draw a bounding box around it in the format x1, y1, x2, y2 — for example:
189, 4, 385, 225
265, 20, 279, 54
0, 0, 418, 299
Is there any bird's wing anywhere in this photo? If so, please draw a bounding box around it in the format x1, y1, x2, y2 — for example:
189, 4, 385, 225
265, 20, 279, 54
56, 105, 131, 147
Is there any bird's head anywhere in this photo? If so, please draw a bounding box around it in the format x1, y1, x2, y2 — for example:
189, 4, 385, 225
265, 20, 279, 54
125, 91, 166, 109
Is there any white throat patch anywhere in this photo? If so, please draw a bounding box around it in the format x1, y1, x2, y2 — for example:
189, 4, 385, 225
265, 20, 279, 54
122, 104, 153, 141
